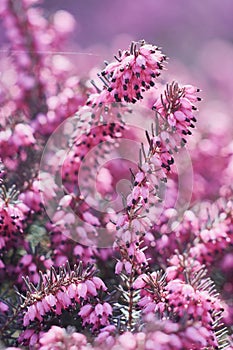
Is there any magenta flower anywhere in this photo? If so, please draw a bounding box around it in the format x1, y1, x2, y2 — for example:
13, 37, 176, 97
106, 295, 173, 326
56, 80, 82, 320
87, 40, 166, 106
152, 82, 200, 148
17, 261, 109, 345
0, 184, 29, 251
38, 326, 87, 350
79, 301, 112, 330
0, 4, 232, 346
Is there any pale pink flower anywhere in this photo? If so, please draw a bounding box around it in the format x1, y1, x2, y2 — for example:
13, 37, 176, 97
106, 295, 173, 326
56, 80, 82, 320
77, 283, 88, 299
88, 41, 166, 105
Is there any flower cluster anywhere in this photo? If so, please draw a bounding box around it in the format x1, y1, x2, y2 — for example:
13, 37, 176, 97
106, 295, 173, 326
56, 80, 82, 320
18, 261, 109, 346
79, 301, 112, 330
0, 184, 28, 253
133, 267, 228, 349
38, 326, 88, 350
0, 1, 232, 349
87, 41, 166, 106
14, 251, 53, 289
153, 82, 200, 149
10, 320, 230, 350
0, 0, 84, 136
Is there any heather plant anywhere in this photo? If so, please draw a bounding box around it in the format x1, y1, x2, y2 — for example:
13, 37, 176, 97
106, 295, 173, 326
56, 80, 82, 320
0, 1, 233, 350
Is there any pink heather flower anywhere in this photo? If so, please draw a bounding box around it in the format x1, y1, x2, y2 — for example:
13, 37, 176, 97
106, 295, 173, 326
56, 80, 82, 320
62, 121, 124, 186
67, 283, 77, 299
77, 283, 88, 299
132, 273, 148, 289
39, 326, 87, 350
149, 135, 174, 173
165, 278, 224, 336
0, 186, 29, 250
56, 289, 72, 307
85, 279, 98, 296
19, 172, 58, 214
103, 302, 113, 316
49, 231, 97, 269
126, 172, 150, 208
133, 265, 226, 348
15, 253, 53, 288
95, 303, 104, 316
17, 329, 38, 347
114, 242, 149, 277
92, 276, 107, 291
58, 194, 73, 208
94, 320, 223, 349
1, 17, 231, 349
117, 332, 137, 349
124, 261, 132, 274
95, 325, 116, 347
152, 81, 200, 148
78, 304, 93, 318
45, 294, 56, 307
166, 255, 203, 283
113, 82, 199, 253
0, 0, 84, 136
133, 271, 167, 316
10, 123, 35, 147
189, 218, 233, 265
83, 211, 101, 226
19, 262, 109, 345
115, 260, 123, 274
87, 40, 166, 105
79, 301, 112, 330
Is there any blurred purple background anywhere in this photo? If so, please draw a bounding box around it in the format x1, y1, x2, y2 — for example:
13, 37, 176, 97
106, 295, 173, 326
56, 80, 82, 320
44, 0, 233, 62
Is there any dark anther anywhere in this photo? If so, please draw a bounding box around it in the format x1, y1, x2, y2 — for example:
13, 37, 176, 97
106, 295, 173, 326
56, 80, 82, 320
167, 158, 174, 165
114, 94, 121, 102
181, 138, 187, 145
136, 92, 142, 100
157, 62, 163, 69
